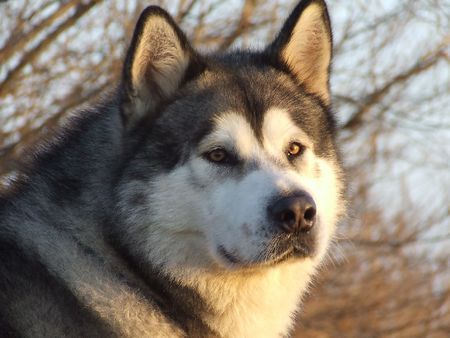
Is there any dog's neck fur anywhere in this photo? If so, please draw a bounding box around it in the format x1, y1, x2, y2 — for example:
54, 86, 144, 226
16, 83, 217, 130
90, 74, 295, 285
110, 236, 316, 337
163, 262, 316, 337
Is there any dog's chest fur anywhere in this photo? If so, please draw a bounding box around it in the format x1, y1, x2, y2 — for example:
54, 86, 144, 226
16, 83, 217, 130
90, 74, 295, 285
185, 263, 315, 337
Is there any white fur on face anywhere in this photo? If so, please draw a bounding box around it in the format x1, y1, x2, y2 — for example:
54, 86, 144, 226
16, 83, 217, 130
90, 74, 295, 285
140, 108, 342, 275
116, 107, 343, 337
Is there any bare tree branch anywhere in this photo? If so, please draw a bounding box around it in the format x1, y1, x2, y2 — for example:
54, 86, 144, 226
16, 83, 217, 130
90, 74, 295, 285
0, 0, 78, 62
218, 0, 257, 51
0, 0, 103, 97
342, 43, 449, 131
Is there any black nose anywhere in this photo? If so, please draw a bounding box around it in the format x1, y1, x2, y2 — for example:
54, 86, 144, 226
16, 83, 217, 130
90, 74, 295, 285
268, 193, 317, 234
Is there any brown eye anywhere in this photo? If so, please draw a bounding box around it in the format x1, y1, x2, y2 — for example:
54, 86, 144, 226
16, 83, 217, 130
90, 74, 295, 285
206, 148, 228, 163
286, 142, 305, 160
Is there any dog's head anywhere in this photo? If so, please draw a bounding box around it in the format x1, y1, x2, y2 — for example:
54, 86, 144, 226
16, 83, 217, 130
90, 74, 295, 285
115, 0, 345, 276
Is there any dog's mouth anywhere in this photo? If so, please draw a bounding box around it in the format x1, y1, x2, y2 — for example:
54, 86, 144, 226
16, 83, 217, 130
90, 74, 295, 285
217, 237, 315, 268
259, 241, 314, 266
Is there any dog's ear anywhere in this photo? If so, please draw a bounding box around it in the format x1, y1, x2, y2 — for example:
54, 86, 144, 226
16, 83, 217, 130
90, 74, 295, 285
268, 0, 332, 105
121, 6, 203, 126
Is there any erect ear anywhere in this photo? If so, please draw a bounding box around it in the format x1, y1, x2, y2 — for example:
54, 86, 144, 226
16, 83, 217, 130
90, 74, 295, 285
121, 6, 203, 125
268, 0, 332, 105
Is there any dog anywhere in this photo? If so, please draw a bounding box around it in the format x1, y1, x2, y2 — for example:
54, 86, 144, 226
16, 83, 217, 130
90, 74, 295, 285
0, 0, 345, 337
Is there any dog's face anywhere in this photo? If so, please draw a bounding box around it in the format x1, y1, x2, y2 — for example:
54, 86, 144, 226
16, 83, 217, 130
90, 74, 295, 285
115, 0, 345, 275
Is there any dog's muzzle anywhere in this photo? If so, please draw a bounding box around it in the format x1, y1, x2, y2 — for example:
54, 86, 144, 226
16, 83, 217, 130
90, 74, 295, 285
217, 191, 318, 267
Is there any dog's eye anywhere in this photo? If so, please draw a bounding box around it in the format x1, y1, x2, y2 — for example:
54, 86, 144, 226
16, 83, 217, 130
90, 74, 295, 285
286, 142, 305, 160
205, 148, 229, 163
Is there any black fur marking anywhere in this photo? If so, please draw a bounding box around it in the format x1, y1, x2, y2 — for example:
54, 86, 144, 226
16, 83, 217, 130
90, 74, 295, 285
234, 73, 266, 142
0, 314, 19, 338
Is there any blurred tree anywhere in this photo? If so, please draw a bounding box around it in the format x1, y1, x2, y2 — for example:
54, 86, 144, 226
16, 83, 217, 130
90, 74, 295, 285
1, 1, 449, 337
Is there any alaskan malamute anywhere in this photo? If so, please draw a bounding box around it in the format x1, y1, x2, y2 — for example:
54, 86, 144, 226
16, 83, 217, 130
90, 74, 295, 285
0, 0, 345, 337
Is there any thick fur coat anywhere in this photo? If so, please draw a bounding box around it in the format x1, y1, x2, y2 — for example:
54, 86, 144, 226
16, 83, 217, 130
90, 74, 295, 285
0, 1, 345, 337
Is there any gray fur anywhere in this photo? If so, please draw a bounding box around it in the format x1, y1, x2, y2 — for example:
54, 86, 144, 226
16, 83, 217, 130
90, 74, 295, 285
0, 1, 345, 337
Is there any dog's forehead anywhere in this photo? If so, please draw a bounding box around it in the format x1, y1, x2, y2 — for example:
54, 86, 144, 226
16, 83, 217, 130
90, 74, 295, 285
153, 62, 336, 159
208, 68, 336, 159
191, 65, 328, 141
